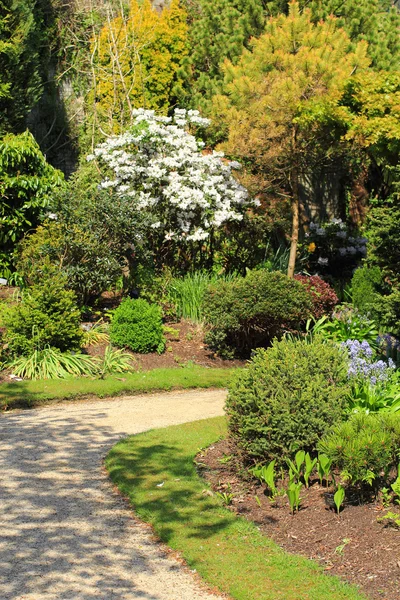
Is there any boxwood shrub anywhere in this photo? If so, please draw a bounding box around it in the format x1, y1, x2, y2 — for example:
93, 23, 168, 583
203, 270, 312, 358
226, 337, 350, 466
110, 298, 165, 354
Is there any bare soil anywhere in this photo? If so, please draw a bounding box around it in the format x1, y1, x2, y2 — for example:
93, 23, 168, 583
199, 439, 400, 600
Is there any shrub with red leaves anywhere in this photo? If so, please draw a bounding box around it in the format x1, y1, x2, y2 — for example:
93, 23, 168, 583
294, 275, 338, 319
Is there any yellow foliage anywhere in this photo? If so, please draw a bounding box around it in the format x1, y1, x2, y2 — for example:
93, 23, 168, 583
90, 0, 188, 135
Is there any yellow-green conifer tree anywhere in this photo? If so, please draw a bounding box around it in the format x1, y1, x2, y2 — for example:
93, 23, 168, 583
89, 0, 188, 136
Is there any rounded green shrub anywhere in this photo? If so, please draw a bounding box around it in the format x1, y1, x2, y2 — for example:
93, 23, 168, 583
1, 275, 84, 356
351, 265, 383, 314
203, 270, 312, 358
226, 337, 350, 466
318, 412, 400, 487
110, 298, 165, 354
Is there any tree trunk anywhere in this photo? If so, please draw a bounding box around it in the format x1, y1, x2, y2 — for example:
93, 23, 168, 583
287, 166, 300, 279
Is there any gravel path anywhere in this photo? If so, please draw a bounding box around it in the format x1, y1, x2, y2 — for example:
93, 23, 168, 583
0, 389, 228, 600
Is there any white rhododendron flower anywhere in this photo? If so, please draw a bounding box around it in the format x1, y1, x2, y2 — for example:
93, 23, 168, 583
88, 108, 254, 242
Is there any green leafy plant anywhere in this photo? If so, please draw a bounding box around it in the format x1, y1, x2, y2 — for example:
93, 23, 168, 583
377, 511, 400, 529
380, 487, 392, 508
286, 451, 305, 481
286, 481, 302, 515
317, 454, 333, 487
391, 464, 400, 504
82, 320, 110, 347
311, 309, 379, 349
95, 346, 134, 378
347, 380, 400, 414
334, 485, 346, 515
250, 460, 277, 496
304, 453, 318, 488
8, 347, 98, 380
334, 538, 350, 555
226, 337, 349, 466
216, 491, 234, 506
203, 270, 312, 358
110, 298, 165, 354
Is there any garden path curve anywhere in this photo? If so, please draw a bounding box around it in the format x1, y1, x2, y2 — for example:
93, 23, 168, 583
0, 389, 228, 600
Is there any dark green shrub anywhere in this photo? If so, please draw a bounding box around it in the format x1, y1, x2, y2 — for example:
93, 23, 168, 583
351, 266, 383, 314
318, 413, 400, 488
110, 298, 165, 354
226, 337, 350, 466
203, 270, 312, 358
1, 276, 83, 356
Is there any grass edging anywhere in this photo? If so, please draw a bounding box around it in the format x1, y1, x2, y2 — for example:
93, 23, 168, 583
106, 417, 368, 600
0, 366, 236, 410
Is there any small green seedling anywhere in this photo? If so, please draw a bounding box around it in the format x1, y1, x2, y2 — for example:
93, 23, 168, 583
317, 454, 332, 487
287, 481, 302, 514
218, 454, 233, 465
286, 450, 305, 481
334, 538, 351, 555
334, 484, 345, 515
304, 453, 317, 488
254, 495, 262, 508
381, 487, 392, 508
250, 460, 277, 495
377, 511, 400, 528
391, 464, 400, 504
216, 491, 234, 506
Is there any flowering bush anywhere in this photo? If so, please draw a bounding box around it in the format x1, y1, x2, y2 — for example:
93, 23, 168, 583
342, 339, 395, 386
88, 109, 255, 248
304, 218, 367, 279
294, 274, 338, 319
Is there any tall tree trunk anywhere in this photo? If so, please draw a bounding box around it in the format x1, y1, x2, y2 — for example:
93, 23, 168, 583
287, 166, 299, 279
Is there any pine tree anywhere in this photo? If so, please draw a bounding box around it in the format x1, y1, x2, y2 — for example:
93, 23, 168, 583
267, 0, 400, 71
213, 1, 370, 277
185, 0, 265, 112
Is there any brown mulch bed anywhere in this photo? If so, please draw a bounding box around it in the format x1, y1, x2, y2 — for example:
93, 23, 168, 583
199, 439, 400, 600
86, 319, 244, 371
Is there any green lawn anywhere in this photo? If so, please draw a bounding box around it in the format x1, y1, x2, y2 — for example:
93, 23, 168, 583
106, 417, 368, 600
0, 365, 235, 410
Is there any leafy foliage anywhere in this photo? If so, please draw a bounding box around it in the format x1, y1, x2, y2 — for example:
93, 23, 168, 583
1, 275, 83, 356
294, 275, 338, 319
110, 298, 165, 354
226, 337, 350, 466
16, 168, 141, 304
203, 270, 312, 358
351, 266, 384, 315
312, 307, 379, 348
0, 131, 63, 270
8, 346, 98, 380
318, 412, 400, 488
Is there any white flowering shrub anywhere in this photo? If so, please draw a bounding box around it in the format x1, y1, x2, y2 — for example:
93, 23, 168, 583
88, 109, 255, 245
